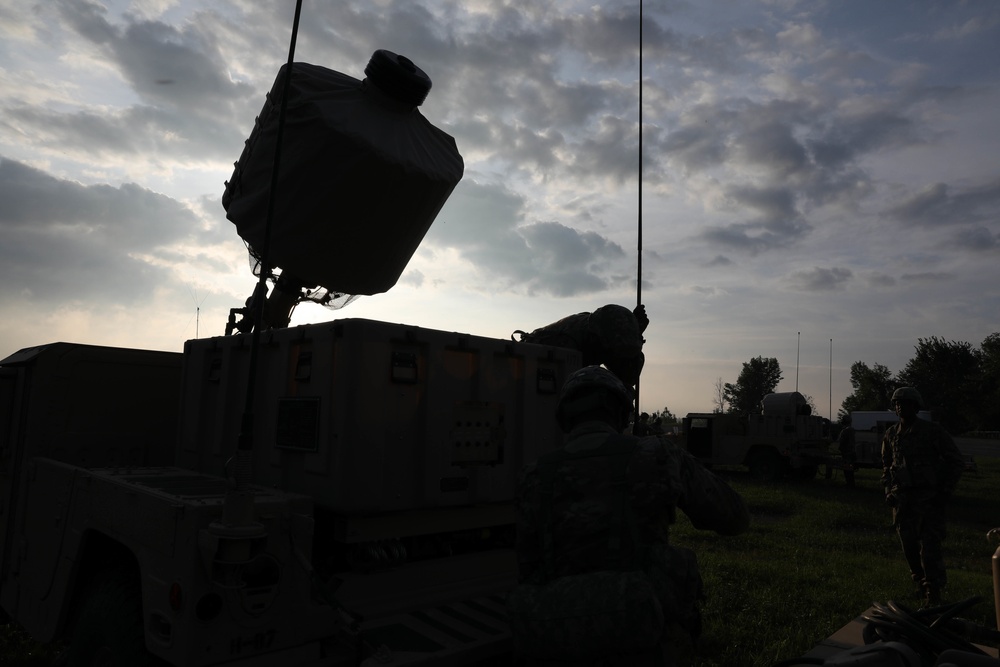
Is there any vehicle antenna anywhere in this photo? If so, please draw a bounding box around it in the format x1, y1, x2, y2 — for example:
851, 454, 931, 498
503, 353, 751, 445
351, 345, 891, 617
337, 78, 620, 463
189, 287, 207, 339
634, 0, 644, 420
235, 0, 303, 492
796, 331, 800, 392
829, 338, 833, 422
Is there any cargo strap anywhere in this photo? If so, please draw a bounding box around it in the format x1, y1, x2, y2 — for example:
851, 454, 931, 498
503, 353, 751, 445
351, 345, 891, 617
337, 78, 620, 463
535, 435, 645, 582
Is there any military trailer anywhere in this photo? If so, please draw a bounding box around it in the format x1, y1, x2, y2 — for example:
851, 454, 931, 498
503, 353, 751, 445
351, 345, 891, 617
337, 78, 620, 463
0, 321, 580, 665
682, 392, 832, 481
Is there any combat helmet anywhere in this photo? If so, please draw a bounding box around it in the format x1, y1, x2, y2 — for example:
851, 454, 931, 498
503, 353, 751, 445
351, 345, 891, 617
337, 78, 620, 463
585, 305, 645, 385
586, 305, 642, 358
555, 365, 634, 432
890, 386, 924, 407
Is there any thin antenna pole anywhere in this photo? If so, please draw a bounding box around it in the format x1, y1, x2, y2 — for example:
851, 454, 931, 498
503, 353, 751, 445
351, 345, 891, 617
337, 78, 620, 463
829, 338, 833, 421
188, 288, 207, 339
795, 331, 800, 392
634, 0, 644, 420
637, 0, 643, 312
236, 0, 304, 489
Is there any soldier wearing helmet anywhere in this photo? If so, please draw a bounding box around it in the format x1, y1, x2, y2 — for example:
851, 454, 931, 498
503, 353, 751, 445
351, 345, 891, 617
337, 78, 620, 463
881, 387, 964, 607
511, 366, 749, 665
513, 304, 649, 387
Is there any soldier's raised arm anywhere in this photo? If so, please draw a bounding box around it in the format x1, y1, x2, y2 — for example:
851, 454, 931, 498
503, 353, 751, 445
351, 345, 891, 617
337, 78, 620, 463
666, 441, 750, 536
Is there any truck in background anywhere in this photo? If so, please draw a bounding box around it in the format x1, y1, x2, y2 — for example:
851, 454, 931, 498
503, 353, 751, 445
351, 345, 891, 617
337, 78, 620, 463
844, 410, 976, 473
681, 392, 832, 482
847, 410, 932, 466
0, 320, 581, 665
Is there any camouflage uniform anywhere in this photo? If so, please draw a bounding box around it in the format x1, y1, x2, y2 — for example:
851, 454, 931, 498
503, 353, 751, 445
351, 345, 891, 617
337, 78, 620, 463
518, 304, 647, 387
880, 417, 964, 597
515, 420, 750, 664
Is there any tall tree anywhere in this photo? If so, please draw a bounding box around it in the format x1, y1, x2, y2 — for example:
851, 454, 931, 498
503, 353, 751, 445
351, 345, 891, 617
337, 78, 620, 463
838, 361, 896, 423
724, 357, 782, 418
653, 406, 678, 424
896, 337, 978, 433
712, 377, 727, 414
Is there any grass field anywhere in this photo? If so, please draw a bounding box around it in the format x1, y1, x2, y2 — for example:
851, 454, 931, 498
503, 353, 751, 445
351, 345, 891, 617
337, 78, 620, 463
676, 455, 1000, 666
2, 456, 998, 666
0, 621, 59, 666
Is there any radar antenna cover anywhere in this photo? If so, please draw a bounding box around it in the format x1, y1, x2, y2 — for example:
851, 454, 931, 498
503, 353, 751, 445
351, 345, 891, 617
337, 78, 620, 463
223, 51, 464, 298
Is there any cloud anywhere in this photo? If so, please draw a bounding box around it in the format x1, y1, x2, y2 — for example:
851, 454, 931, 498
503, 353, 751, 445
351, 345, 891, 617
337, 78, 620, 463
56, 0, 253, 109
659, 91, 920, 233
0, 156, 199, 304
899, 272, 954, 283
789, 266, 853, 291
806, 108, 917, 170
734, 119, 809, 177
866, 272, 897, 288
698, 185, 811, 255
2, 104, 246, 166
686, 285, 726, 297
662, 118, 730, 173
0, 5, 262, 176
705, 255, 734, 267
520, 221, 628, 295
953, 226, 999, 252
884, 180, 1000, 227
425, 178, 628, 297
933, 16, 1000, 41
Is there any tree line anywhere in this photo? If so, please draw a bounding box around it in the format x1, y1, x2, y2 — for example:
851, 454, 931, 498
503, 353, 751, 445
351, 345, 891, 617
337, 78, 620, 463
711, 333, 1000, 434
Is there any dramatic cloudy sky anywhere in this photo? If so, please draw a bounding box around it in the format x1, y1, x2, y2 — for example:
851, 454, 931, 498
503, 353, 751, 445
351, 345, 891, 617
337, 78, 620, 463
2, 0, 998, 419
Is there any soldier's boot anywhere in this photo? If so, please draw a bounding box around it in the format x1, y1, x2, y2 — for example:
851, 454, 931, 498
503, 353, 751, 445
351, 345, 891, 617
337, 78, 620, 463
922, 583, 942, 608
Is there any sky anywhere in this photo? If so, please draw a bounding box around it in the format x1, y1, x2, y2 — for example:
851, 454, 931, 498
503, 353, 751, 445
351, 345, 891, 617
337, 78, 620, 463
1, 0, 998, 420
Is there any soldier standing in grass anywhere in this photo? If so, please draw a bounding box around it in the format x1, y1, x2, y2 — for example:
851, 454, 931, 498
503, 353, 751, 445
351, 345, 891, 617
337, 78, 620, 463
508, 366, 750, 666
881, 387, 965, 606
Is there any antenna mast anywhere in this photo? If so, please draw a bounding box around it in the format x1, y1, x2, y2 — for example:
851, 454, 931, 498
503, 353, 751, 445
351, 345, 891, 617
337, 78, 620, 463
634, 0, 644, 419
235, 0, 303, 492
637, 0, 644, 311
795, 331, 801, 392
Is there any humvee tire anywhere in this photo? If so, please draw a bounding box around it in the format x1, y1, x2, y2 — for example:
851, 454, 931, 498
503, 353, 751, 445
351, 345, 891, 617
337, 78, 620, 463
748, 451, 785, 482
67, 569, 155, 667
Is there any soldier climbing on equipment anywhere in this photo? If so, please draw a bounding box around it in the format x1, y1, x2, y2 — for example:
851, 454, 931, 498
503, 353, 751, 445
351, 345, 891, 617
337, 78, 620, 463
507, 366, 750, 666
512, 304, 649, 387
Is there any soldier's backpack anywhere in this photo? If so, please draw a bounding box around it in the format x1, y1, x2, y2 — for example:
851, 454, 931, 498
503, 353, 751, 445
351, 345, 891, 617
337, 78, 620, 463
512, 312, 589, 352
506, 436, 666, 662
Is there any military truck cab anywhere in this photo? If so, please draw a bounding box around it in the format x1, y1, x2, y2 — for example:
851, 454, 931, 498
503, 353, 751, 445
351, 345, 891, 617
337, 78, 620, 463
683, 392, 832, 481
